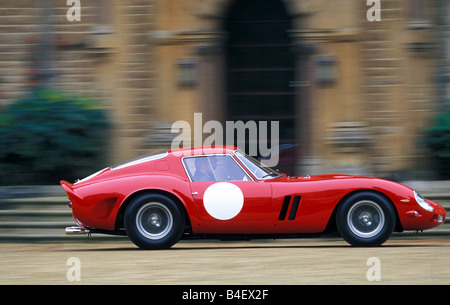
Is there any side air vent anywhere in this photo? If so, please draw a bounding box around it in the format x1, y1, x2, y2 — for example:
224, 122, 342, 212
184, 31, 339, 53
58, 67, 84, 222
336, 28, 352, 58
278, 196, 291, 220
278, 195, 301, 221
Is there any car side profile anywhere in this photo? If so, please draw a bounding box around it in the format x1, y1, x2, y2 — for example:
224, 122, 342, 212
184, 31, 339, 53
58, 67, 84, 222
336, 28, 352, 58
61, 146, 446, 249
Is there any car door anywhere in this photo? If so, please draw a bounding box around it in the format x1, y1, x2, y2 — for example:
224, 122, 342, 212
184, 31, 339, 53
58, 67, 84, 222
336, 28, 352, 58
182, 155, 272, 229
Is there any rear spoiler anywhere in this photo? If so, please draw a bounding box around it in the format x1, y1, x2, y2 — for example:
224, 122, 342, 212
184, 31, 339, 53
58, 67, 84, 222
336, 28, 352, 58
60, 180, 79, 202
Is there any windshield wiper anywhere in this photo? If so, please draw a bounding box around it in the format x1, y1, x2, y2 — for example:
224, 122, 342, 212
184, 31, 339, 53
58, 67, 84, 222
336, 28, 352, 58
261, 173, 280, 178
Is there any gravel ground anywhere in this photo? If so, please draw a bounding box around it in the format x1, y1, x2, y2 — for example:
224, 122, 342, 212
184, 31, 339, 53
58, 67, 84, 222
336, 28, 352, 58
0, 236, 449, 285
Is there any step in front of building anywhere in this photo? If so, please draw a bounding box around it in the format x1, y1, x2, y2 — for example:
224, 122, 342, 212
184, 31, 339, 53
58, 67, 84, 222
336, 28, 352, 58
0, 190, 126, 242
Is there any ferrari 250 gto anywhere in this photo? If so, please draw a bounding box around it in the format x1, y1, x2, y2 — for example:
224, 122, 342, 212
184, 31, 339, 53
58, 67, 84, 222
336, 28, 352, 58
61, 146, 446, 249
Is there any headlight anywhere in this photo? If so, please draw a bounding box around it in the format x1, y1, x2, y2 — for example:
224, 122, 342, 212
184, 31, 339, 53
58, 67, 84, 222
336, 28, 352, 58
414, 190, 434, 212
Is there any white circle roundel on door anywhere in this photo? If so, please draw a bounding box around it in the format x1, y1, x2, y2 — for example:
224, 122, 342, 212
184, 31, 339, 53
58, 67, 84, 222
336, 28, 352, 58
203, 182, 244, 220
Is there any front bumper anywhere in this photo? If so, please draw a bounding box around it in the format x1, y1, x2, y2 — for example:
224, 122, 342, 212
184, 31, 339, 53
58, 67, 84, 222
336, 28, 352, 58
402, 199, 446, 231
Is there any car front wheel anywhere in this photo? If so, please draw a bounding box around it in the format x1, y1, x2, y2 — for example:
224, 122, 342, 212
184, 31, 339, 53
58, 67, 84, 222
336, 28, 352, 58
124, 194, 185, 250
336, 192, 396, 247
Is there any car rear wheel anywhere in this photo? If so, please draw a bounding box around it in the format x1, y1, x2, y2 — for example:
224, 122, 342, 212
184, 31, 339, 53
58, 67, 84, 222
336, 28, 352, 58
124, 194, 185, 249
336, 192, 395, 247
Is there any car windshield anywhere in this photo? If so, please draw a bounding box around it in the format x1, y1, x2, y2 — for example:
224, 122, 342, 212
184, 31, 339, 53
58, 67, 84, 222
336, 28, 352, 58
234, 150, 282, 180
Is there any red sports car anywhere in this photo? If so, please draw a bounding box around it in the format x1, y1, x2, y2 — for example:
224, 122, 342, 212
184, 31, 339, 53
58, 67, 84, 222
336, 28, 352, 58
61, 146, 446, 249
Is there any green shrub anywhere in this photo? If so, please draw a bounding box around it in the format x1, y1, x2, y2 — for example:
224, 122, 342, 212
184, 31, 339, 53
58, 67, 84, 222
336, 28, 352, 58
0, 88, 110, 185
424, 111, 450, 179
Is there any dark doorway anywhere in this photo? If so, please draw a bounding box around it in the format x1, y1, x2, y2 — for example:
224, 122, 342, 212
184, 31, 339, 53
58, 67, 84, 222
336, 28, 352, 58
224, 0, 297, 175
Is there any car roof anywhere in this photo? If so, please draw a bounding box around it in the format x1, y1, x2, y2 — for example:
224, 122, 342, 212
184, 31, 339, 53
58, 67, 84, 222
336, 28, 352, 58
168, 145, 237, 157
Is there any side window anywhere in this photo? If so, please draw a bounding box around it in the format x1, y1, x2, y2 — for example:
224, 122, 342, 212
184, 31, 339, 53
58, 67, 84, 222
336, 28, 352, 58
183, 155, 251, 182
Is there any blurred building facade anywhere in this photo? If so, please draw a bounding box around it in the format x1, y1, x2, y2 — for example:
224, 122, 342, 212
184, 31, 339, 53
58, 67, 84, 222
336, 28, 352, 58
0, 0, 449, 178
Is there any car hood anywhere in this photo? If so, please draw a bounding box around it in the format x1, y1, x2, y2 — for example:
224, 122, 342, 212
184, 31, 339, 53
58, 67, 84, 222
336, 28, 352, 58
272, 174, 364, 182
269, 173, 414, 193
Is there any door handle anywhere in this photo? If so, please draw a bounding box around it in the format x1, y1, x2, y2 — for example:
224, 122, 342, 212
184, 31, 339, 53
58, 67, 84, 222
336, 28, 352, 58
192, 192, 198, 195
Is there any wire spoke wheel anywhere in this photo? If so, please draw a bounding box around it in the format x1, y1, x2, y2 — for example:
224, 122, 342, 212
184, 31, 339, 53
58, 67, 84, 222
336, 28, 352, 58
124, 194, 185, 250
136, 202, 173, 240
347, 200, 385, 238
336, 192, 395, 247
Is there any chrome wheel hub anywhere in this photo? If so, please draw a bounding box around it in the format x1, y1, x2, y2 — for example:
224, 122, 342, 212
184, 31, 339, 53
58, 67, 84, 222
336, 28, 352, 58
359, 212, 373, 226
150, 214, 161, 227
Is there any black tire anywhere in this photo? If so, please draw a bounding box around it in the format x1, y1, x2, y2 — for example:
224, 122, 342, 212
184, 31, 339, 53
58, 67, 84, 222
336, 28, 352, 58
336, 192, 396, 247
124, 194, 185, 250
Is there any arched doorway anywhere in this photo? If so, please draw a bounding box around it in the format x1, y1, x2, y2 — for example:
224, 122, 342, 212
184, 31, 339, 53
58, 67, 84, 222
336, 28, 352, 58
224, 0, 298, 175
